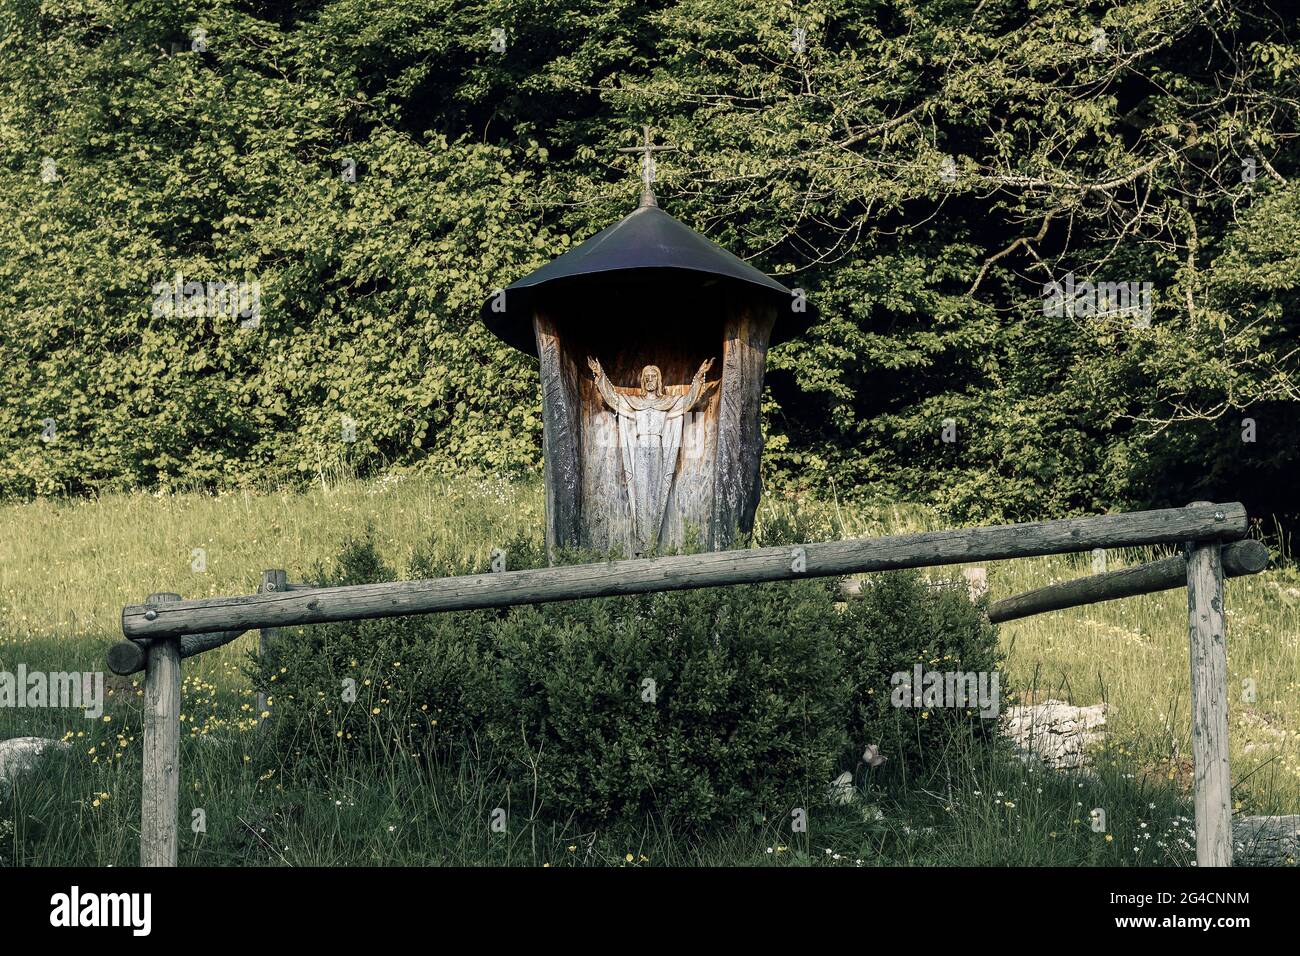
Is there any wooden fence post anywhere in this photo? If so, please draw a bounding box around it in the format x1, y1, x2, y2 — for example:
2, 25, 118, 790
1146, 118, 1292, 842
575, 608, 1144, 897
257, 569, 288, 728
140, 592, 181, 868
1186, 534, 1233, 867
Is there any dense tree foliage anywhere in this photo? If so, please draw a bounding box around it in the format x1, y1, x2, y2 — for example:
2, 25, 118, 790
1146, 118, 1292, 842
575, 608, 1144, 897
2, 1, 1296, 525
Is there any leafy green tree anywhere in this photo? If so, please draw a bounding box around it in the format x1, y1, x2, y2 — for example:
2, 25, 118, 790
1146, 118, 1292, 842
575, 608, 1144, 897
2, 0, 1296, 527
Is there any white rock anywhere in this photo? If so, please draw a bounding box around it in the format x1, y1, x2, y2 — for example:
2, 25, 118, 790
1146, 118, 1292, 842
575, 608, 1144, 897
1001, 700, 1107, 770
827, 771, 856, 805
0, 737, 69, 787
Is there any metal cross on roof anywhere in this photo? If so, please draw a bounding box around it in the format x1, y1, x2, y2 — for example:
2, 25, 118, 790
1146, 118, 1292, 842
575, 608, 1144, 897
617, 125, 676, 207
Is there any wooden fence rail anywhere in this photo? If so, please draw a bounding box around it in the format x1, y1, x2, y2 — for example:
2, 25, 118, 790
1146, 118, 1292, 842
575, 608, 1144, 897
121, 502, 1246, 640
107, 628, 248, 676
987, 538, 1269, 624
110, 501, 1261, 868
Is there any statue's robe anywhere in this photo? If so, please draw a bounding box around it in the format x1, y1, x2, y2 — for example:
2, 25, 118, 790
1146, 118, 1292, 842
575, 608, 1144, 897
594, 373, 711, 551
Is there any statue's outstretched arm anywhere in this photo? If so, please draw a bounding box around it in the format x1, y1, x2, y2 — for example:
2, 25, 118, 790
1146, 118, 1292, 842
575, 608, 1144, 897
587, 356, 634, 415
669, 357, 716, 417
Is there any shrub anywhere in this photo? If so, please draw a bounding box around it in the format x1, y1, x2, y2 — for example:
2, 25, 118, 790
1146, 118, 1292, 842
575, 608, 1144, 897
263, 532, 1002, 828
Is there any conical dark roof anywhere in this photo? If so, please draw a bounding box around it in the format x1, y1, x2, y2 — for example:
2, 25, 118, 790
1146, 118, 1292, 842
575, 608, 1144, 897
479, 203, 814, 355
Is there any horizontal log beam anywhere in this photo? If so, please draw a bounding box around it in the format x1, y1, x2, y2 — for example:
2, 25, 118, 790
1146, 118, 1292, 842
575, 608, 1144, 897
106, 629, 250, 676
120, 503, 1246, 640
987, 538, 1269, 624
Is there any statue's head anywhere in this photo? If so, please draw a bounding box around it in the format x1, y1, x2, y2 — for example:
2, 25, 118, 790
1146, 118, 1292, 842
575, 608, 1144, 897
640, 365, 662, 396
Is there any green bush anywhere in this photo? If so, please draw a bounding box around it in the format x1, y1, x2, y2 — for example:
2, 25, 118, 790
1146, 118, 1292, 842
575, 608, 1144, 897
263, 533, 1003, 828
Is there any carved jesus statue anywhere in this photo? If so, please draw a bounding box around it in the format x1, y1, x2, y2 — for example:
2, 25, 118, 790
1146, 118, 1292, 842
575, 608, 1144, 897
587, 356, 716, 551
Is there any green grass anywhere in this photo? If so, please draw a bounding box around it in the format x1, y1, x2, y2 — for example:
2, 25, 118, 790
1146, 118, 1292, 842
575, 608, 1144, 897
1, 475, 1297, 865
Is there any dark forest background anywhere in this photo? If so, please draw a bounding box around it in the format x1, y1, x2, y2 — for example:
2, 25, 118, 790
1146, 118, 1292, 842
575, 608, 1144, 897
2, 0, 1296, 527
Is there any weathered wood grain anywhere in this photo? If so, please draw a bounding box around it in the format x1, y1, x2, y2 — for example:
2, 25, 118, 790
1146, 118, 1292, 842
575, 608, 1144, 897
174, 627, 250, 659
987, 539, 1268, 623
121, 502, 1248, 640
534, 312, 584, 557
140, 592, 181, 868
106, 639, 147, 675
1186, 537, 1234, 868
713, 301, 774, 550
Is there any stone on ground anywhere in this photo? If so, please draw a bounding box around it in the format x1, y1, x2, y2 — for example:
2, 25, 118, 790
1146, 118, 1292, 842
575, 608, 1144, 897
0, 736, 69, 787
1002, 699, 1107, 770
1234, 815, 1299, 866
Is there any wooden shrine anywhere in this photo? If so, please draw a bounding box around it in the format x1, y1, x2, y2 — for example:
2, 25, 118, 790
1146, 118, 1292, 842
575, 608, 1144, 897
480, 130, 812, 556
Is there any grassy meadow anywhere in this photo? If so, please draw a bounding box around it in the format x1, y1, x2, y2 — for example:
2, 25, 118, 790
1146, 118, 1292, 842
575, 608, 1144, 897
1, 474, 1297, 866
